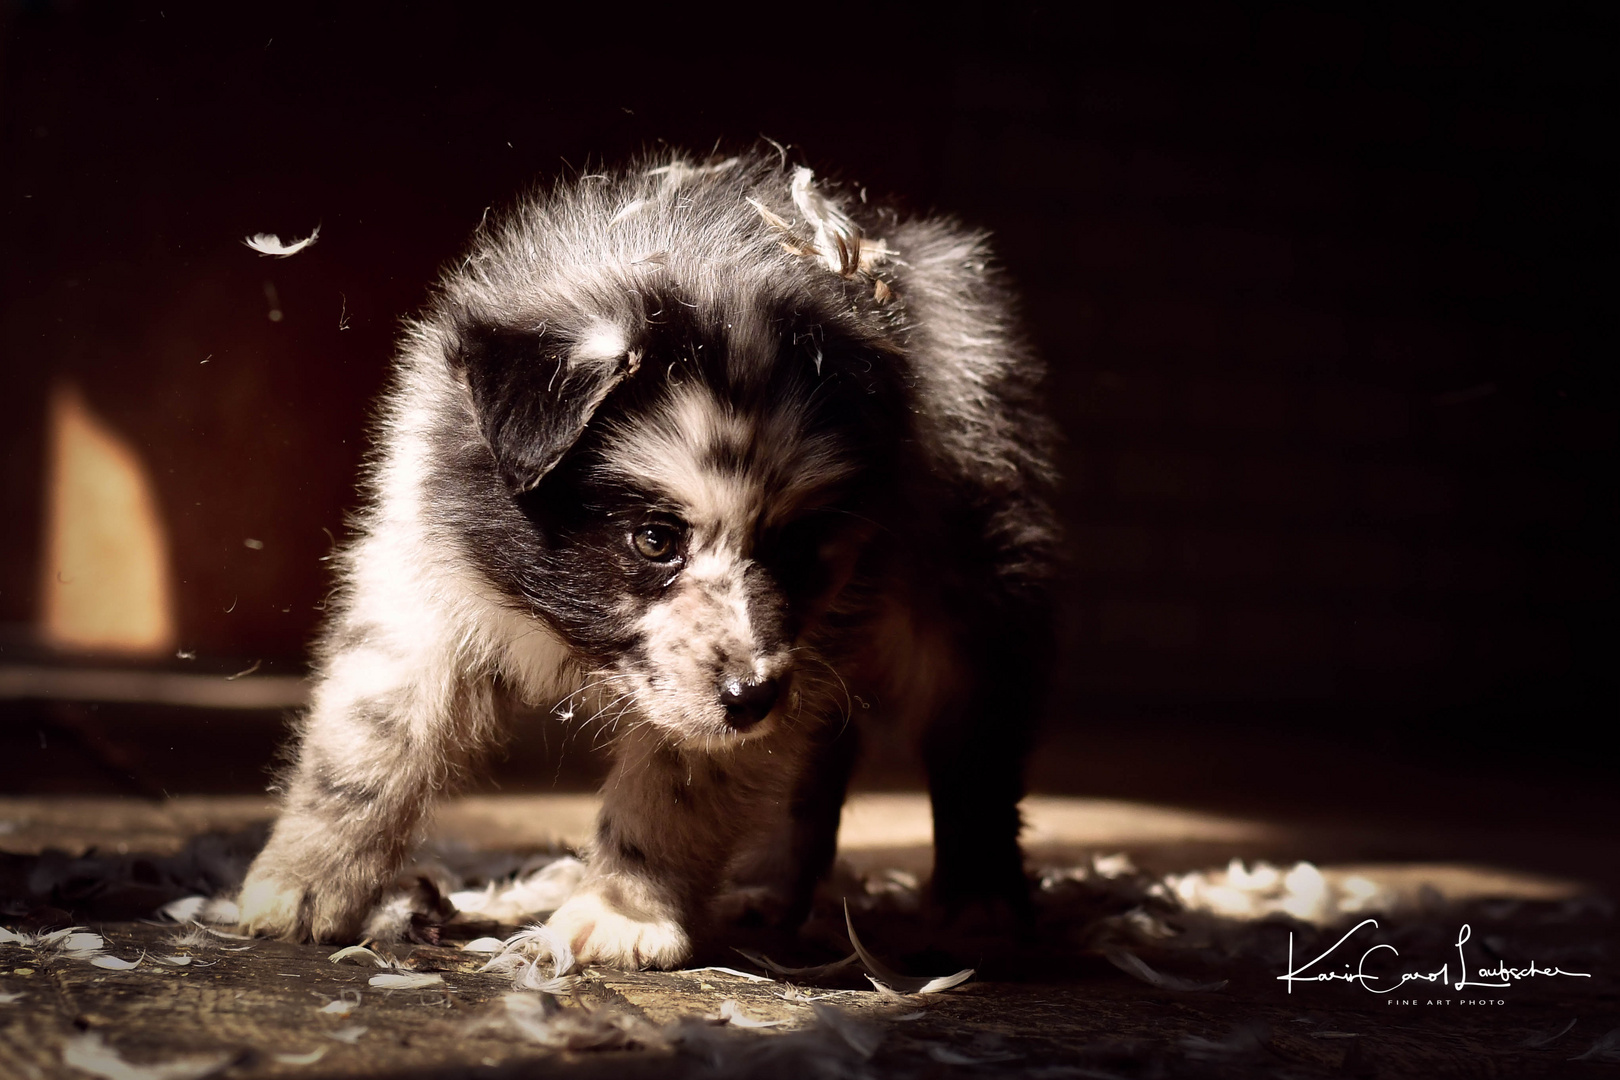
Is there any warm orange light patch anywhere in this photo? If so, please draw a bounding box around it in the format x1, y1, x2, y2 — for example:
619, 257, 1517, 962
39, 382, 177, 655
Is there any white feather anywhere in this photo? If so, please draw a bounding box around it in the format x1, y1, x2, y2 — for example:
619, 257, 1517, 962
327, 945, 390, 967
448, 857, 584, 922
270, 1048, 328, 1066
843, 902, 973, 995
713, 999, 784, 1028
368, 972, 443, 989
243, 225, 320, 257
788, 167, 889, 277
606, 199, 645, 227
61, 1032, 232, 1080
1105, 948, 1228, 992
90, 954, 142, 971
324, 1026, 368, 1045
159, 896, 239, 925
479, 921, 577, 993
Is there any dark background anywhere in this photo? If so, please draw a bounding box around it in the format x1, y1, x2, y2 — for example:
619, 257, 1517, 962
1, 2, 1613, 820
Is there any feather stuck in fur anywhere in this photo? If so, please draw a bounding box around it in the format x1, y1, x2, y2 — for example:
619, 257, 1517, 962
787, 166, 890, 277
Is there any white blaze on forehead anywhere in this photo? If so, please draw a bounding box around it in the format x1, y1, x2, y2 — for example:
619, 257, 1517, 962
573, 322, 628, 364
612, 385, 759, 537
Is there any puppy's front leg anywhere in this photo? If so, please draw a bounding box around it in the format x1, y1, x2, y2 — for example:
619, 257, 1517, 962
547, 728, 792, 969
238, 632, 494, 942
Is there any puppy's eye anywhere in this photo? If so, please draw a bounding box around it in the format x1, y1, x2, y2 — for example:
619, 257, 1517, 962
631, 524, 680, 562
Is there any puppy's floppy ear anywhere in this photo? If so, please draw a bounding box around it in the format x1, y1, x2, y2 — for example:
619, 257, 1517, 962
454, 326, 641, 491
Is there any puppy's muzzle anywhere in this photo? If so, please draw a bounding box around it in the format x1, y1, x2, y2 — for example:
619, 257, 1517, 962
719, 674, 781, 730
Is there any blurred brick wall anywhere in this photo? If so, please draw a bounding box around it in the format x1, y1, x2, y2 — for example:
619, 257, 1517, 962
1, 4, 1611, 743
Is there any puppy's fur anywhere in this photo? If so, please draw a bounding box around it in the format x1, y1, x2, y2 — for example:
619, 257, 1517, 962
238, 149, 1058, 968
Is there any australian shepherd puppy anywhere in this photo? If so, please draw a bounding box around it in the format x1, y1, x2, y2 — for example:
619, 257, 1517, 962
238, 149, 1058, 968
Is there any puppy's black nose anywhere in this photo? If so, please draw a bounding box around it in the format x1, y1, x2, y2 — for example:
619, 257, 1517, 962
719, 675, 779, 729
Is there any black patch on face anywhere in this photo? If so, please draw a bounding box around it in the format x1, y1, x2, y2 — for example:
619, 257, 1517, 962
452, 323, 637, 491
417, 379, 649, 667
753, 511, 850, 617
735, 559, 793, 653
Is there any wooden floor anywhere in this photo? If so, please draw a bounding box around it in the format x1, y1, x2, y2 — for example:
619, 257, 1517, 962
2, 791, 1615, 1078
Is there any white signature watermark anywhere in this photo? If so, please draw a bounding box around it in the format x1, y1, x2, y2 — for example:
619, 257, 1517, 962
1279, 919, 1591, 994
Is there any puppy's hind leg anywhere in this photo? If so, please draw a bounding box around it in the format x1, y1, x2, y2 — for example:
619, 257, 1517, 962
921, 610, 1049, 924
238, 625, 498, 943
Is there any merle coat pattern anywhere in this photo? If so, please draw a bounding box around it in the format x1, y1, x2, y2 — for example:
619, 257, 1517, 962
237, 150, 1058, 968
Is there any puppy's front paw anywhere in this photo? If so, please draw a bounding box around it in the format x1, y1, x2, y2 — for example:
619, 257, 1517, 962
547, 886, 690, 970
237, 869, 309, 939
237, 859, 380, 943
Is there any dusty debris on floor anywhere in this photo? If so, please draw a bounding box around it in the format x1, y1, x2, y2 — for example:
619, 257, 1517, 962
1, 794, 1615, 1078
